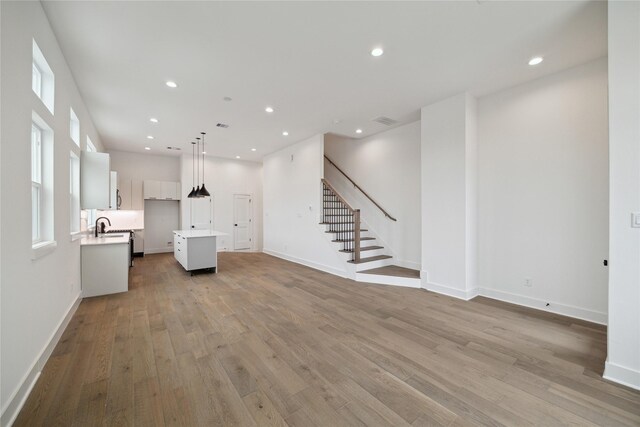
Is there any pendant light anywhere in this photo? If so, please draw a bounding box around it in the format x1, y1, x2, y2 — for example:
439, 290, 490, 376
194, 137, 201, 197
199, 132, 210, 197
187, 141, 196, 198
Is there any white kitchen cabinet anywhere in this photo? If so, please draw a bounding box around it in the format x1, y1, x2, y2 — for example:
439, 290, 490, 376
81, 151, 111, 209
161, 181, 178, 200
144, 180, 181, 200
173, 230, 226, 272
144, 180, 162, 199
109, 171, 118, 210
131, 179, 144, 209
81, 234, 129, 297
118, 177, 144, 210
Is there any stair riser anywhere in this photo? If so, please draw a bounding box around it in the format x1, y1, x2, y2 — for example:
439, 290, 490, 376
339, 248, 386, 260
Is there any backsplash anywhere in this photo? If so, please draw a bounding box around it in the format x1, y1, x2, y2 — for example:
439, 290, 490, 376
96, 210, 145, 230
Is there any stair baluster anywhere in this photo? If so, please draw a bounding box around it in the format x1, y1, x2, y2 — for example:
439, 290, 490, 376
321, 179, 360, 262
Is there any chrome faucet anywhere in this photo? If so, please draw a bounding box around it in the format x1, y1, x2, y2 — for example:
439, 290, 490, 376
95, 217, 111, 237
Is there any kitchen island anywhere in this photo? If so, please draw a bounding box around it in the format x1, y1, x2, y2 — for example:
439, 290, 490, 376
173, 229, 227, 273
81, 233, 130, 297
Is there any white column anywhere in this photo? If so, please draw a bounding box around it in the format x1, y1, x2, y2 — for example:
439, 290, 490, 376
421, 93, 478, 299
605, 0, 640, 390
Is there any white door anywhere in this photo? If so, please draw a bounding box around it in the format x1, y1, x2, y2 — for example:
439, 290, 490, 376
233, 194, 252, 250
191, 196, 213, 230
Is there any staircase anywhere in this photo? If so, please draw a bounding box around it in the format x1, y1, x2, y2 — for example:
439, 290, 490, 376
322, 178, 391, 267
321, 179, 419, 287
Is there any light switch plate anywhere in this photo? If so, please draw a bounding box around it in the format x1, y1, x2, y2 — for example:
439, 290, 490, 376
632, 212, 640, 228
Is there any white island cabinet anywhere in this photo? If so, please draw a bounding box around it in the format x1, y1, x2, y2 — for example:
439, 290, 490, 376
173, 230, 227, 272
81, 233, 129, 297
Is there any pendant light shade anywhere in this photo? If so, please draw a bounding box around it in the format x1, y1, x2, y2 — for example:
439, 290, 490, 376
187, 141, 196, 198
198, 132, 210, 197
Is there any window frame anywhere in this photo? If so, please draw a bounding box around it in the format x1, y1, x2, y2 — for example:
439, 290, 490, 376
31, 124, 43, 244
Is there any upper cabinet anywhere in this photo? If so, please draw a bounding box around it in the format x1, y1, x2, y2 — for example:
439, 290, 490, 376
143, 180, 181, 201
118, 177, 143, 210
81, 151, 111, 209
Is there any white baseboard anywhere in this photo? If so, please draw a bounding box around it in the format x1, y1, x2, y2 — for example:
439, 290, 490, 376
1, 293, 82, 427
604, 360, 640, 391
263, 249, 348, 278
421, 274, 479, 300
478, 287, 607, 325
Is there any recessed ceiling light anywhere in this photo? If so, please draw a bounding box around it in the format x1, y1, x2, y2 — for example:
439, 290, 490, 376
150, 118, 158, 123
235, 155, 241, 159
282, 131, 289, 136
166, 81, 178, 88
147, 135, 154, 139
356, 129, 363, 134
202, 151, 207, 154
265, 106, 274, 113
371, 47, 384, 57
144, 147, 151, 150
528, 56, 543, 66
251, 148, 257, 152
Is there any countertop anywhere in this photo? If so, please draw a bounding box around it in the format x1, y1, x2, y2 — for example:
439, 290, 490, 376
80, 233, 130, 246
173, 229, 228, 238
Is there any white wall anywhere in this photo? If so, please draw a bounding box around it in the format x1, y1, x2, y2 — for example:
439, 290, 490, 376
0, 2, 105, 423
324, 122, 421, 270
421, 93, 478, 300
180, 155, 263, 252
605, 1, 640, 390
263, 134, 347, 277
477, 57, 609, 324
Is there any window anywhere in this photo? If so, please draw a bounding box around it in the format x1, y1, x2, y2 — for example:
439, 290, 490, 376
70, 152, 80, 234
32, 63, 42, 98
86, 136, 96, 152
84, 136, 97, 228
32, 40, 55, 114
70, 108, 80, 146
31, 112, 56, 258
31, 125, 42, 243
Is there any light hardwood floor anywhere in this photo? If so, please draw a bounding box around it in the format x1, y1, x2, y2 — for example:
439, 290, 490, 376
15, 252, 640, 426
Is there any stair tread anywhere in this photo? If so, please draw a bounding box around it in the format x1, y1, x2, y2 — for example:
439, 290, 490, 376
325, 229, 368, 233
332, 237, 375, 242
340, 246, 383, 253
319, 222, 353, 224
347, 255, 393, 264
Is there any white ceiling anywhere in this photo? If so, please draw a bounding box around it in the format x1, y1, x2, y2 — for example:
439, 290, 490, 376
42, 1, 607, 161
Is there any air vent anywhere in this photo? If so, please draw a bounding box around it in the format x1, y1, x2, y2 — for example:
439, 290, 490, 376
166, 146, 182, 151
216, 123, 229, 128
372, 116, 399, 126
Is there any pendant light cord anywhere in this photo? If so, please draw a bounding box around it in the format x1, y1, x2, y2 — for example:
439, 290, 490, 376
196, 137, 200, 190
201, 132, 206, 184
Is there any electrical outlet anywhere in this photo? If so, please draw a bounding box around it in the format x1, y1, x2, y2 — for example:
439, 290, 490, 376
524, 277, 533, 287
